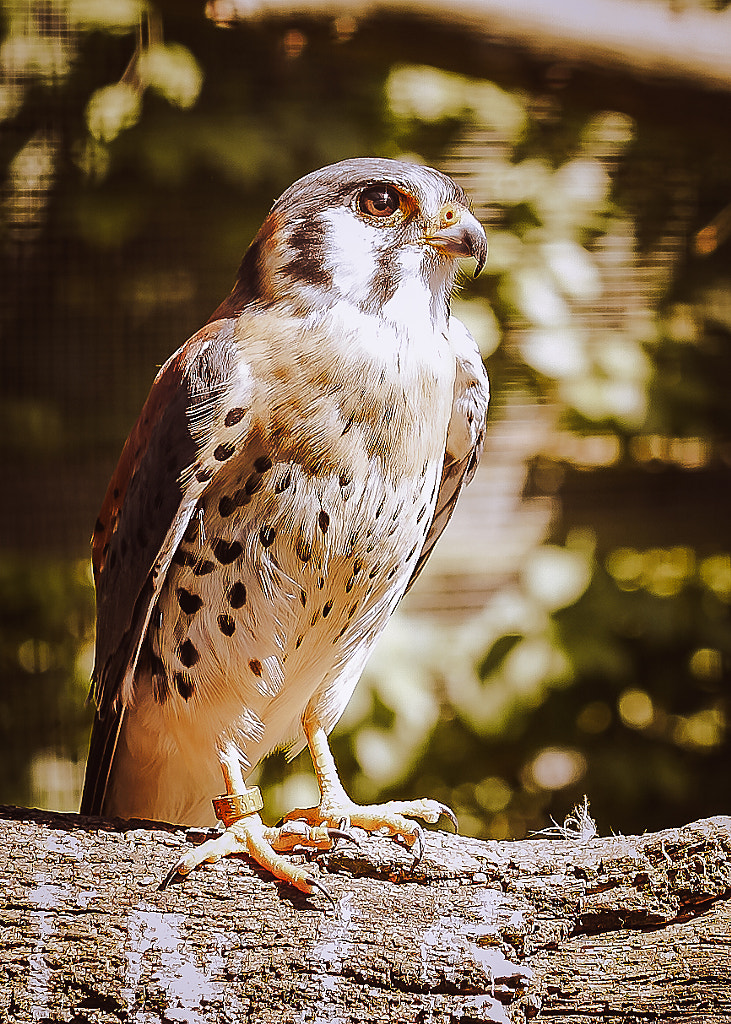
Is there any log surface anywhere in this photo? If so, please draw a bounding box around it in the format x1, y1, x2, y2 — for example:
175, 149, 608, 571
0, 805, 729, 1022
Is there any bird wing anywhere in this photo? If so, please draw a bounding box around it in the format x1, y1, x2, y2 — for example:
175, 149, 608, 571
405, 316, 489, 593
81, 316, 248, 814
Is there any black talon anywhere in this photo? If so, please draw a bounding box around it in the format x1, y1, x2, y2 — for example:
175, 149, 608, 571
306, 875, 337, 907
159, 862, 185, 891
328, 827, 360, 847
411, 826, 425, 868
439, 803, 459, 832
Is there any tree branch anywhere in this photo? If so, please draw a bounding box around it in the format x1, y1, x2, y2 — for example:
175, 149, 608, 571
1, 806, 729, 1021
208, 0, 731, 93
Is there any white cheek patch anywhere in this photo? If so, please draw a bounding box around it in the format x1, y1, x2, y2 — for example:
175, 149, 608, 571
321, 207, 379, 306
381, 246, 450, 338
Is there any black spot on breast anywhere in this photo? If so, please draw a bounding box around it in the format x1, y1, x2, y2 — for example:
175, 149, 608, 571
193, 558, 215, 576
249, 658, 263, 677
213, 539, 243, 564
345, 576, 355, 593
318, 577, 324, 590
225, 407, 246, 427
299, 589, 307, 608
218, 614, 236, 636
174, 672, 195, 700
322, 600, 333, 618
254, 455, 272, 473
368, 565, 380, 579
275, 471, 292, 493
295, 635, 304, 649
245, 472, 263, 496
183, 519, 199, 543
196, 466, 213, 483
219, 495, 236, 517
339, 472, 354, 499
177, 588, 203, 615
416, 504, 428, 523
353, 557, 363, 576
318, 511, 330, 534
296, 538, 311, 563
375, 497, 385, 518
348, 602, 358, 619
113, 487, 120, 499
172, 549, 191, 567
179, 639, 200, 668
311, 610, 320, 626
229, 581, 247, 608
148, 650, 168, 704
214, 443, 236, 462
407, 543, 418, 560
260, 526, 276, 547
153, 675, 170, 704
231, 487, 250, 507
366, 252, 399, 311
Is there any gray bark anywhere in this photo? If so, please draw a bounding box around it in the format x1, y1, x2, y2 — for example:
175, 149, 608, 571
1, 805, 729, 1022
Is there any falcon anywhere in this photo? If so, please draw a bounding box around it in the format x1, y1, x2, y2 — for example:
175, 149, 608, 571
81, 157, 489, 896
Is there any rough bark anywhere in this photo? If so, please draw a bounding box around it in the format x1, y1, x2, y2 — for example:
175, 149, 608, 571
1, 805, 729, 1022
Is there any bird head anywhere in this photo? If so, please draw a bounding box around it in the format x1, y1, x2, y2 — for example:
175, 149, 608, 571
216, 158, 486, 326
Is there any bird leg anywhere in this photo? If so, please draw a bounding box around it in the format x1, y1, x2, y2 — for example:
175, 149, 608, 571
161, 741, 343, 895
284, 710, 457, 863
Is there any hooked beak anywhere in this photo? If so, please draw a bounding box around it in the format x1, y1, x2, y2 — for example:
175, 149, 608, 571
425, 205, 487, 277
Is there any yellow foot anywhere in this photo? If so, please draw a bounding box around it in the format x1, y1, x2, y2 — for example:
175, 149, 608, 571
160, 813, 346, 899
284, 798, 458, 864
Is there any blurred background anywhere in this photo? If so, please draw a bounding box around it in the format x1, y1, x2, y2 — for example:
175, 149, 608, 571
1, 0, 730, 840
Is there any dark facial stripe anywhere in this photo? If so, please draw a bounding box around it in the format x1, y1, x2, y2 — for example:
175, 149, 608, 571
284, 217, 332, 289
360, 248, 399, 313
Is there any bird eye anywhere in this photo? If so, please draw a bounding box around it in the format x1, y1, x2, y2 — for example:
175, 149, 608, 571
358, 184, 401, 219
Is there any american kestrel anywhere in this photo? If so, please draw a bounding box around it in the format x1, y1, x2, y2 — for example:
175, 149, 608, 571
81, 157, 488, 896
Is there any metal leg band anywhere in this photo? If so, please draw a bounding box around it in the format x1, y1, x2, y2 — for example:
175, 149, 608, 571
213, 787, 264, 826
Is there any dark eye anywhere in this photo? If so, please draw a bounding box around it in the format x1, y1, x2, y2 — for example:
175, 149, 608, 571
358, 184, 401, 219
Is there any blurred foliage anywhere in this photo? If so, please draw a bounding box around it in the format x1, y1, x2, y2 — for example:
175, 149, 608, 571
1, 1, 729, 836
0, 557, 94, 810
